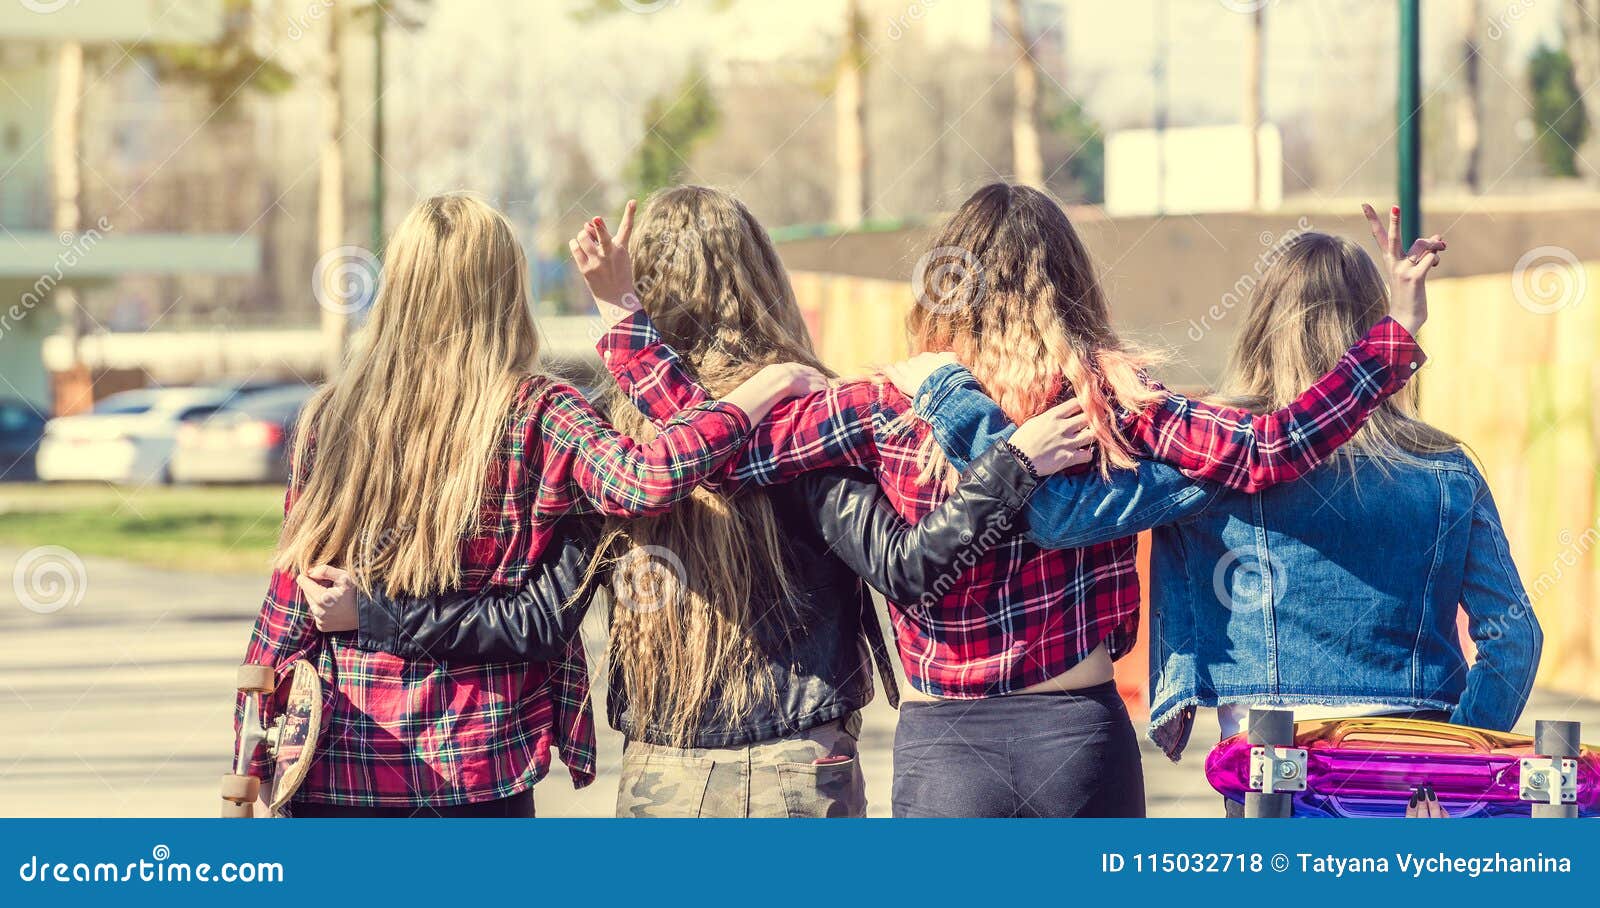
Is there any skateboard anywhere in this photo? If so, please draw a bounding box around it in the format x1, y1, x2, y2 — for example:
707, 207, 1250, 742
1206, 716, 1600, 818
220, 661, 324, 818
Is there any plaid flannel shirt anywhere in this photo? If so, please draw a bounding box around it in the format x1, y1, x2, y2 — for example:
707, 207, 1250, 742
601, 311, 1425, 698
236, 372, 750, 807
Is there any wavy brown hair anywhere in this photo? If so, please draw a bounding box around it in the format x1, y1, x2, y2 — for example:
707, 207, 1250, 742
1220, 231, 1458, 465
275, 194, 541, 595
909, 182, 1165, 480
601, 185, 828, 747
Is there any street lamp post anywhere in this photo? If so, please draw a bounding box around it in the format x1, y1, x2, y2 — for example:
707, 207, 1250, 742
1398, 0, 1421, 248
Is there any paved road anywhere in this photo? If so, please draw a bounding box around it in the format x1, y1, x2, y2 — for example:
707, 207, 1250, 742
2, 546, 1595, 818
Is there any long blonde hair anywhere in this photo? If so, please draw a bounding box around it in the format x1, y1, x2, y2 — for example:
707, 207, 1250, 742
603, 185, 825, 747
1220, 231, 1458, 465
276, 193, 541, 595
909, 182, 1165, 479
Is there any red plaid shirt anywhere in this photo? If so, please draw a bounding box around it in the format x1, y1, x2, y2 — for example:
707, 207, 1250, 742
601, 311, 1425, 698
237, 372, 751, 807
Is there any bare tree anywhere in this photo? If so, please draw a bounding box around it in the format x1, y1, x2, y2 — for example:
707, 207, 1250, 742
835, 0, 869, 226
1001, 0, 1043, 187
318, 2, 347, 373
1457, 0, 1483, 192
1564, 0, 1600, 183
1243, 5, 1264, 209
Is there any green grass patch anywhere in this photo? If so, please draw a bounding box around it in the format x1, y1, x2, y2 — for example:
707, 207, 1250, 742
0, 483, 286, 573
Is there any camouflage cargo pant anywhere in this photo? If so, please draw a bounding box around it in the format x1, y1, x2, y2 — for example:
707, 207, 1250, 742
616, 714, 867, 818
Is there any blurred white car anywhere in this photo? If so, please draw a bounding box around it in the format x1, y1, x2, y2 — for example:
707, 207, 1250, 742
36, 387, 236, 485
170, 384, 314, 484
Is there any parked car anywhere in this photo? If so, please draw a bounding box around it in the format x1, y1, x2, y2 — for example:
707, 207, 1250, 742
36, 385, 285, 485
170, 384, 315, 484
0, 398, 48, 481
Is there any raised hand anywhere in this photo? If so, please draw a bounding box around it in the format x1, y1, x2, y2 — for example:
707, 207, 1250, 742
1361, 203, 1446, 338
882, 351, 961, 399
570, 199, 640, 325
1008, 398, 1096, 475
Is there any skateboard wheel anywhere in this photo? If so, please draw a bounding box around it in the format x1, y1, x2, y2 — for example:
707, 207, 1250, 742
236, 664, 275, 694
220, 798, 255, 818
220, 772, 261, 802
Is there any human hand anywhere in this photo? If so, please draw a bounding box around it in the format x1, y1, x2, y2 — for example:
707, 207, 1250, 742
1008, 398, 1096, 475
1361, 203, 1446, 338
722, 363, 831, 425
570, 200, 640, 325
295, 564, 358, 633
1404, 786, 1450, 818
882, 352, 960, 399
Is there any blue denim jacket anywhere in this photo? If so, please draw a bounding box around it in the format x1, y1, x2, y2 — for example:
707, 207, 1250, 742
915, 364, 1542, 758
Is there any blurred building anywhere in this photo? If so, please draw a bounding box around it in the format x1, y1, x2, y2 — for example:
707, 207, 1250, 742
0, 1, 259, 414
1105, 124, 1283, 216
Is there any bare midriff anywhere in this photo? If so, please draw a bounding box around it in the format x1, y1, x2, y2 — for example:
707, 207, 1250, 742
899, 642, 1115, 702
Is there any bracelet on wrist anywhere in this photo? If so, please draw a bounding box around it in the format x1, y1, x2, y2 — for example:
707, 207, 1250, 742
1003, 441, 1041, 480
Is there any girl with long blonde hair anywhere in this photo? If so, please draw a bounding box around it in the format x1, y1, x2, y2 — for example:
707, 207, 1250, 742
312, 185, 1092, 816
586, 182, 1435, 817
234, 192, 825, 817
901, 220, 1540, 819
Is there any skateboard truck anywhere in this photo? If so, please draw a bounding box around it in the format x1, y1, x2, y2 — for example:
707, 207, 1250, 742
1249, 742, 1308, 794
1523, 719, 1583, 819
1517, 756, 1577, 806
222, 661, 324, 818
221, 664, 277, 817
1243, 708, 1301, 817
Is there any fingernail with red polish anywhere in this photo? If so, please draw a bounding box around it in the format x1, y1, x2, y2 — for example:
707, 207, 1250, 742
1391, 206, 1401, 216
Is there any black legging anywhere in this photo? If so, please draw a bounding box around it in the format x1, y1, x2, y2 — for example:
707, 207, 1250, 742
891, 681, 1146, 817
290, 789, 535, 818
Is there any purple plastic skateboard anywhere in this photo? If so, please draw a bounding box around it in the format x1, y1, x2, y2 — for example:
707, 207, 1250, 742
1205, 717, 1600, 818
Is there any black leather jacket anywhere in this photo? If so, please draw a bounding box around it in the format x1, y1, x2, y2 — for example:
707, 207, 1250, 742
354, 443, 1038, 748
